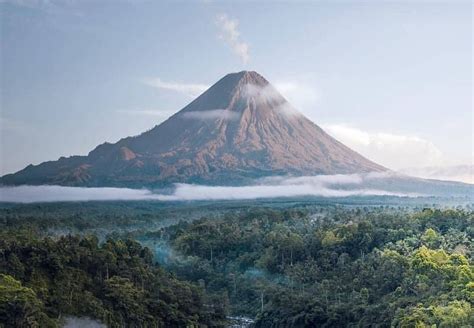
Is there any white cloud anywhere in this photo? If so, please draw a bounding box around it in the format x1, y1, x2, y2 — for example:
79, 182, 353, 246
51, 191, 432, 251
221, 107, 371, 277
216, 13, 249, 64
0, 174, 418, 203
142, 78, 208, 98
274, 81, 320, 111
163, 182, 409, 201
0, 185, 153, 203
242, 83, 301, 116
242, 79, 320, 116
242, 83, 281, 102
322, 124, 444, 170
181, 109, 238, 121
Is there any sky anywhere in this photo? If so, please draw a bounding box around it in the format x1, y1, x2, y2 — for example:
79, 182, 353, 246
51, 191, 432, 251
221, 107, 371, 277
0, 0, 472, 181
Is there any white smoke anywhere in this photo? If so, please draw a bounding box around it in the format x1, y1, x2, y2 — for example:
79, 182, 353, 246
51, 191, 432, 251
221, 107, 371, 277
215, 14, 250, 64
0, 173, 420, 203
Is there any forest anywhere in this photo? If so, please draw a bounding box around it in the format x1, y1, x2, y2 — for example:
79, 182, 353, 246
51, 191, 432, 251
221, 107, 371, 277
0, 201, 473, 327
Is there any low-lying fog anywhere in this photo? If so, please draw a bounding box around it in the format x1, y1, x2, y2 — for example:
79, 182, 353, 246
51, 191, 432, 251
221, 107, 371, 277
0, 173, 425, 203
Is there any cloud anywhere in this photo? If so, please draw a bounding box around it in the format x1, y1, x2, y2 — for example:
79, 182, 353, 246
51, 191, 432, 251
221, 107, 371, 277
181, 109, 238, 121
162, 183, 409, 201
142, 78, 208, 98
0, 173, 418, 203
274, 81, 320, 111
398, 165, 473, 184
216, 13, 249, 64
322, 124, 444, 170
242, 83, 301, 117
0, 185, 155, 203
241, 80, 320, 117
242, 83, 281, 102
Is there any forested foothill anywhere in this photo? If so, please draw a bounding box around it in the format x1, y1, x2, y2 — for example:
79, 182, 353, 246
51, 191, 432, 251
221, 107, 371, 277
0, 199, 473, 327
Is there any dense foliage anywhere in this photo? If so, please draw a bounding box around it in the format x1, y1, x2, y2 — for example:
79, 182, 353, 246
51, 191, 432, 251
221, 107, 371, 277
1, 202, 473, 327
0, 232, 226, 327
159, 207, 474, 327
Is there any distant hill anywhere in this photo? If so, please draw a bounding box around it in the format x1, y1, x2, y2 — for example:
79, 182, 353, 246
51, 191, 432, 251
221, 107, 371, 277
1, 71, 386, 187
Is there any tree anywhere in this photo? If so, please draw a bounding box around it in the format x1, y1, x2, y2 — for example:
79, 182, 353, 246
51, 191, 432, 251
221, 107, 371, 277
0, 274, 54, 328
421, 228, 440, 248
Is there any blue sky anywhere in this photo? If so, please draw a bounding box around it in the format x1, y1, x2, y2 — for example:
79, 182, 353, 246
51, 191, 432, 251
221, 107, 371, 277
1, 0, 472, 178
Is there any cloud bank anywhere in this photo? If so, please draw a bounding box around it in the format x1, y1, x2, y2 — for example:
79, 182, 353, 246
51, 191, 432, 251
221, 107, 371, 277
216, 13, 249, 64
143, 77, 208, 98
0, 173, 418, 203
0, 185, 155, 203
163, 178, 409, 201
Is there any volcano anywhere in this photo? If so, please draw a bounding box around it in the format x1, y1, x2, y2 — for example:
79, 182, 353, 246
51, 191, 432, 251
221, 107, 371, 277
1, 71, 386, 187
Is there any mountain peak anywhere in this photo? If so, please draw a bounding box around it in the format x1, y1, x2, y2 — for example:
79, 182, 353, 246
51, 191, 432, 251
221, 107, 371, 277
225, 70, 268, 84
177, 70, 273, 114
225, 70, 262, 77
1, 71, 386, 187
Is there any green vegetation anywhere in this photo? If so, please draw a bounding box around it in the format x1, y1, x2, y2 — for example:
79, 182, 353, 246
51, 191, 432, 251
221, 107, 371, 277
0, 202, 473, 327
160, 207, 473, 327
0, 232, 226, 327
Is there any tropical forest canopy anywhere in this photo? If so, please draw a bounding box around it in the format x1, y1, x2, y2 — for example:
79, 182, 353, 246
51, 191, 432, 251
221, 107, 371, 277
0, 200, 472, 327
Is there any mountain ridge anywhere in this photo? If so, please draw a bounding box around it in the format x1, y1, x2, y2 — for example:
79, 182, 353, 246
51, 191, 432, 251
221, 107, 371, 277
1, 71, 386, 187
